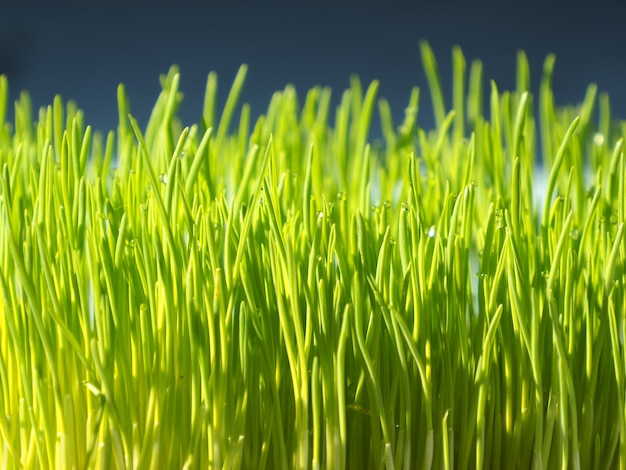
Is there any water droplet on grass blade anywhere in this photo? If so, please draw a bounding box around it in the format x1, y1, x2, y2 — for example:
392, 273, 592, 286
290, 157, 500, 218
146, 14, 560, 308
383, 200, 391, 209
159, 174, 168, 184
593, 132, 605, 146
569, 229, 580, 240
495, 210, 505, 229
428, 226, 436, 238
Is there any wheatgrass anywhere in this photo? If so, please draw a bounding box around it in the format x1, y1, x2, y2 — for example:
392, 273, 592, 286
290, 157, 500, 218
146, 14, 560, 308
0, 43, 625, 468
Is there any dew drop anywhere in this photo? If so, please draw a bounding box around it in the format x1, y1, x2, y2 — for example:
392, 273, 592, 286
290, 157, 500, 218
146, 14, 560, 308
383, 200, 392, 210
610, 215, 618, 225
401, 201, 409, 212
317, 211, 324, 219
495, 210, 505, 228
336, 191, 345, 201
593, 133, 605, 146
427, 226, 436, 238
159, 174, 168, 184
569, 229, 580, 240
471, 180, 478, 188
541, 270, 549, 279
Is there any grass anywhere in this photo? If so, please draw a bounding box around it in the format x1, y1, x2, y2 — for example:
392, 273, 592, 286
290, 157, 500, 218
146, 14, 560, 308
0, 42, 624, 469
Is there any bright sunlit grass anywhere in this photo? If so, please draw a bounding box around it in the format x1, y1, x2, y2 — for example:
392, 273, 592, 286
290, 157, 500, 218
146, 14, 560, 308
0, 42, 624, 469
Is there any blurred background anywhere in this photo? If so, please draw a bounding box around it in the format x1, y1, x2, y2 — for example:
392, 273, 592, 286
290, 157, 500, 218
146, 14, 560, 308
1, 1, 625, 138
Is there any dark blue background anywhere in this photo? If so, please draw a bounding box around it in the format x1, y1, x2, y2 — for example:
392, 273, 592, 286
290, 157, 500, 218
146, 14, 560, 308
2, 1, 625, 137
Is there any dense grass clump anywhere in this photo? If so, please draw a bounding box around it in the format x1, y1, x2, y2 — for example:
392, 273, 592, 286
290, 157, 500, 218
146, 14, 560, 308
0, 43, 625, 468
